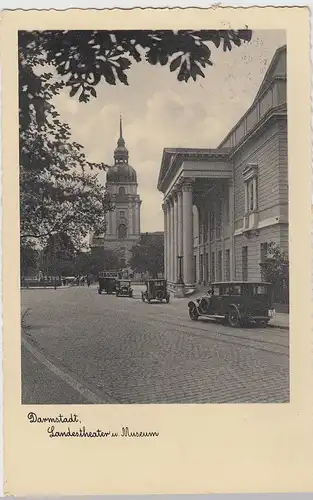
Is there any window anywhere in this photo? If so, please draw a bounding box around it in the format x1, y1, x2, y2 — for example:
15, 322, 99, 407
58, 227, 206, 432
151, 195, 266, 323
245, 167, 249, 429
216, 202, 222, 239
243, 164, 258, 214
225, 249, 230, 281
217, 250, 222, 281
118, 223, 127, 239
210, 213, 215, 240
230, 284, 242, 295
242, 246, 248, 281
120, 210, 125, 218
118, 186, 126, 196
224, 195, 230, 224
253, 284, 269, 296
211, 252, 215, 282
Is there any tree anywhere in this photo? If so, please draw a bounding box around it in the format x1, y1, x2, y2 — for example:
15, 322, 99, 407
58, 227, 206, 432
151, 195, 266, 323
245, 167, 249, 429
19, 29, 252, 252
19, 29, 252, 126
20, 241, 39, 278
259, 242, 289, 304
19, 38, 113, 251
75, 249, 120, 276
130, 232, 164, 278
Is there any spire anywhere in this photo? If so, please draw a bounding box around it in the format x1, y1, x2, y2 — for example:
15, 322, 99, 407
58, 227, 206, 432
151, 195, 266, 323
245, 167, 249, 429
114, 114, 128, 164
119, 114, 123, 140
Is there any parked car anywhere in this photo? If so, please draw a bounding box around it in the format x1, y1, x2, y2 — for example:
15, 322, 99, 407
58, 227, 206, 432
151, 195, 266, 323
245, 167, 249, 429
98, 276, 117, 295
141, 279, 170, 304
188, 281, 276, 327
116, 279, 133, 298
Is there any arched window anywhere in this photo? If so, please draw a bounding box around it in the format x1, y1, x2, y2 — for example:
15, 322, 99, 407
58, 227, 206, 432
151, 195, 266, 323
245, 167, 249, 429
118, 223, 127, 239
118, 186, 126, 196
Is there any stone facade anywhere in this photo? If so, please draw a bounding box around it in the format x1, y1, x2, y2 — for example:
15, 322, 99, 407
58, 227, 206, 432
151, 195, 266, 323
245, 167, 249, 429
90, 117, 142, 265
158, 45, 288, 294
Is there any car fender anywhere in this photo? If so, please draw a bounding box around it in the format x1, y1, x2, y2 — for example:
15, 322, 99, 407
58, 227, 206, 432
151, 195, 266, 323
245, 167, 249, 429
228, 303, 242, 317
188, 300, 197, 309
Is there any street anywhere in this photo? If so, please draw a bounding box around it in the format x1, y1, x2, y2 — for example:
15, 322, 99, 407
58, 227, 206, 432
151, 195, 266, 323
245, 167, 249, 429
21, 285, 289, 404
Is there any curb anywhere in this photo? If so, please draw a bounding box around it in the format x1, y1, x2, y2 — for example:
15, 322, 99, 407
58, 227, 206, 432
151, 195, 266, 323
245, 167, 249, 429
267, 323, 289, 331
21, 307, 29, 320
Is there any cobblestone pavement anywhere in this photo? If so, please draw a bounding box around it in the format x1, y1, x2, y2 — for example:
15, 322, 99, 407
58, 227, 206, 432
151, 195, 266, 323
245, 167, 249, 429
21, 285, 289, 404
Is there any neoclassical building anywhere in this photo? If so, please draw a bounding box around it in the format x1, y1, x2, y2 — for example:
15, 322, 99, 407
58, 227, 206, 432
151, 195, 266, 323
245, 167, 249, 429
90, 118, 141, 266
158, 45, 288, 294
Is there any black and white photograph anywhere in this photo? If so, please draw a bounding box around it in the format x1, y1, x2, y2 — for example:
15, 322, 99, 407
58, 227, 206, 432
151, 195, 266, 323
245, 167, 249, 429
20, 28, 290, 405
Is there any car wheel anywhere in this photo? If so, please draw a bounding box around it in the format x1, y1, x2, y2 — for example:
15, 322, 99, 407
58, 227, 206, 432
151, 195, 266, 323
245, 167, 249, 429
228, 308, 241, 328
255, 319, 268, 328
98, 288, 101, 295
148, 298, 151, 304
116, 292, 119, 297
189, 303, 199, 321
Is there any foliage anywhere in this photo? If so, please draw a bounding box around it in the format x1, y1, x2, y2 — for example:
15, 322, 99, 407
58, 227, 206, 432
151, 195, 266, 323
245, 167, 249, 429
20, 242, 39, 278
19, 29, 252, 125
19, 67, 113, 248
259, 242, 289, 283
75, 249, 120, 276
130, 232, 164, 278
259, 242, 289, 304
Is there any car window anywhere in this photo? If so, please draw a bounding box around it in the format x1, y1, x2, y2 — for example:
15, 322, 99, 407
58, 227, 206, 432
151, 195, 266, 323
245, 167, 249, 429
213, 286, 220, 296
253, 285, 269, 295
230, 285, 242, 295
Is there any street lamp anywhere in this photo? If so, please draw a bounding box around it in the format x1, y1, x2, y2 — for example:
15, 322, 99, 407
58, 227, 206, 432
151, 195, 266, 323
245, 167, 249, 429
177, 255, 184, 284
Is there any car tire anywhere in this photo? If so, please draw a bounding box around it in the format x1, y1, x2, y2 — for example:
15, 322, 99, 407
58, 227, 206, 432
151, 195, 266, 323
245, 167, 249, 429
148, 298, 151, 304
189, 303, 199, 321
255, 319, 268, 328
228, 308, 241, 328
98, 288, 101, 295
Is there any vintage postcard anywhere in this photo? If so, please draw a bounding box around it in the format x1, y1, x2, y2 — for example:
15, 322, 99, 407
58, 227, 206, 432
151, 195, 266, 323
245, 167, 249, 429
1, 6, 312, 496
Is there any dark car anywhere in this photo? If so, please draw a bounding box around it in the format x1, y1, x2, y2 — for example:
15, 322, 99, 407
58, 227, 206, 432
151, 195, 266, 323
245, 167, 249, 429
98, 276, 117, 295
188, 281, 276, 327
141, 279, 170, 304
116, 279, 133, 298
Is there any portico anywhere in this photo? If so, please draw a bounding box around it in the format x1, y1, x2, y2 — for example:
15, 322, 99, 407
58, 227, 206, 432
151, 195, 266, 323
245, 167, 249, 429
158, 149, 233, 295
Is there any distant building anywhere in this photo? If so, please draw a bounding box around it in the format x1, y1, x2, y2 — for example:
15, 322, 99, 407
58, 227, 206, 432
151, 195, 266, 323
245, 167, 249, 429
90, 117, 142, 266
158, 45, 288, 295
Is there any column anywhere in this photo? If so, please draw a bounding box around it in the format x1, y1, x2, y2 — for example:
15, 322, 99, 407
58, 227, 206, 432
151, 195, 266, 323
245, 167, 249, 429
170, 197, 175, 283
244, 182, 248, 213
162, 203, 168, 280
229, 179, 235, 280
166, 202, 171, 281
182, 180, 194, 285
177, 188, 183, 260
168, 200, 173, 283
253, 176, 257, 210
173, 193, 178, 282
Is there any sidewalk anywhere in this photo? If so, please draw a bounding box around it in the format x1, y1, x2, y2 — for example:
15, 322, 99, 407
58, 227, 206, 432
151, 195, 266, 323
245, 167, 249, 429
268, 312, 289, 330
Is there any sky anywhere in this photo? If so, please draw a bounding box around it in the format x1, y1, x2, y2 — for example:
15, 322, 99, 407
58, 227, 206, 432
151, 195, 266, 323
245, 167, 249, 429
53, 29, 286, 232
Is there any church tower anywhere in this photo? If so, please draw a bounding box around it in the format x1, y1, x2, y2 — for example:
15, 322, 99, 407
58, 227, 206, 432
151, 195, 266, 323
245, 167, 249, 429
92, 117, 141, 267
